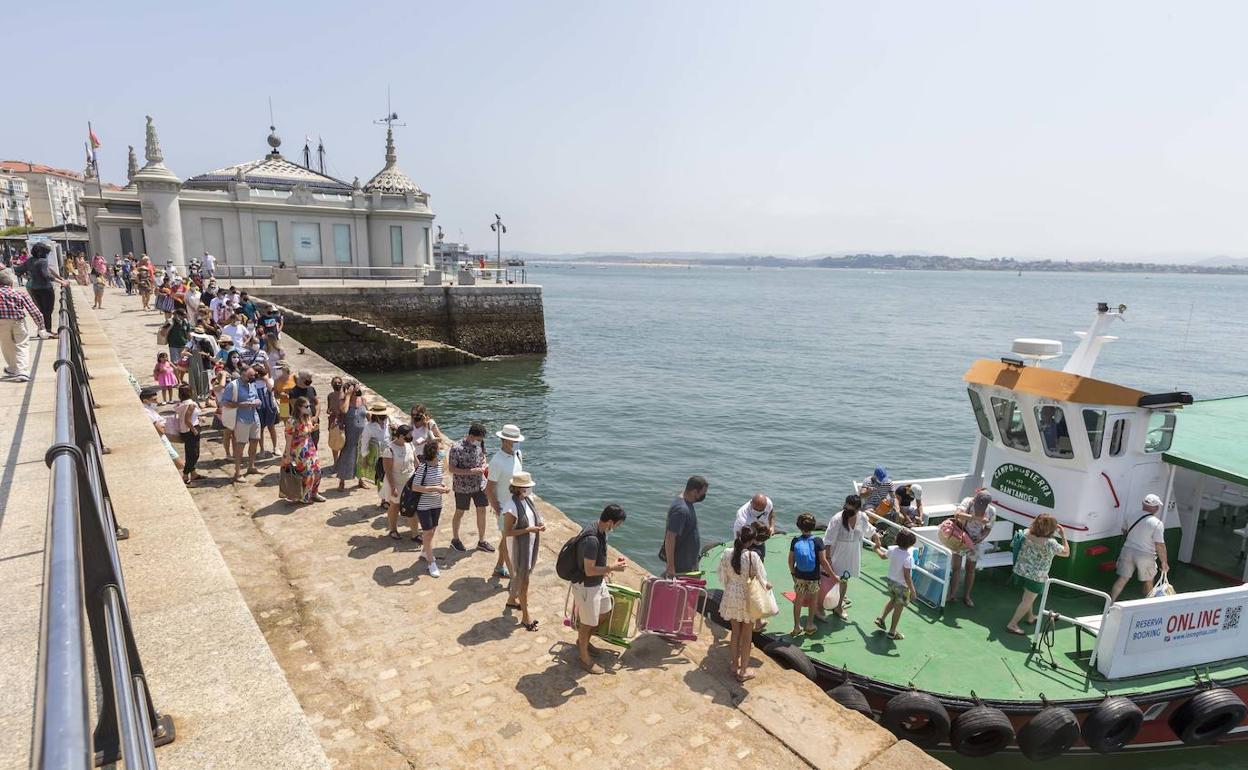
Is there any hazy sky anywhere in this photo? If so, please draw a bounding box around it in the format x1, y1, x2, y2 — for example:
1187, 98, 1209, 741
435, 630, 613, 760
8, 1, 1247, 260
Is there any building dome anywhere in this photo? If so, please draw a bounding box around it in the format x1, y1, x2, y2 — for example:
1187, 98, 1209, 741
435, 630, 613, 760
183, 127, 352, 194
363, 127, 423, 196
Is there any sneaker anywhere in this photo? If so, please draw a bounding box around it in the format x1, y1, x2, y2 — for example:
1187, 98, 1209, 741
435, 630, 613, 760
2, 367, 14, 375
427, 559, 441, 578
477, 540, 496, 553
450, 538, 467, 552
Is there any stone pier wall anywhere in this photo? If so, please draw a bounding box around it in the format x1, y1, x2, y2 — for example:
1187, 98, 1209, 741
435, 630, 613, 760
253, 284, 547, 358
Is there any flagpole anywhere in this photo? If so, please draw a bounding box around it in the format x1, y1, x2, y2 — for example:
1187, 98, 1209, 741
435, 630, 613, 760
88, 121, 104, 198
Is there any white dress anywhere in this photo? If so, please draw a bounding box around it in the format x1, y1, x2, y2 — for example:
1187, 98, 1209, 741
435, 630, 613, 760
717, 549, 770, 623
824, 510, 873, 579
380, 440, 415, 504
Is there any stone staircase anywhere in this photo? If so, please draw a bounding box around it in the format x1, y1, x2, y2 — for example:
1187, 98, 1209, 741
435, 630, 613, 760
252, 297, 482, 371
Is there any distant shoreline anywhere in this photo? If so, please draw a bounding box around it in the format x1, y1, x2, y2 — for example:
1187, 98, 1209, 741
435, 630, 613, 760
526, 259, 1248, 276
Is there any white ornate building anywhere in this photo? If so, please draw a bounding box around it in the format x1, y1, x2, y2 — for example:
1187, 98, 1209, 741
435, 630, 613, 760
82, 116, 435, 269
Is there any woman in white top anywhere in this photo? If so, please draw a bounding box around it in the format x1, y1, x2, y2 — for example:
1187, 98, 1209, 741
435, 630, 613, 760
820, 494, 886, 620
408, 404, 444, 450
408, 441, 450, 577
502, 471, 544, 631
717, 524, 772, 682
382, 424, 417, 541
357, 404, 390, 496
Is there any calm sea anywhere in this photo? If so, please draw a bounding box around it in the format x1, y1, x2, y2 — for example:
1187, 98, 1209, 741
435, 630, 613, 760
365, 265, 1248, 769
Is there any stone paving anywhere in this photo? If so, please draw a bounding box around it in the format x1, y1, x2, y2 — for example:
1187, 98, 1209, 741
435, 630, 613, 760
87, 283, 944, 770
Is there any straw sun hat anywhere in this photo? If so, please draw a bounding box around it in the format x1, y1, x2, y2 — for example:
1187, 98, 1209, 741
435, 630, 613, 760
509, 471, 535, 488
496, 424, 525, 442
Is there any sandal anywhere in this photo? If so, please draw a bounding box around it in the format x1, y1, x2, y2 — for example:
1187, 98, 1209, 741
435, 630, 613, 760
874, 617, 886, 632
1005, 626, 1027, 636
887, 631, 905, 641
388, 530, 401, 540
504, 601, 521, 610
522, 621, 538, 632
804, 625, 817, 636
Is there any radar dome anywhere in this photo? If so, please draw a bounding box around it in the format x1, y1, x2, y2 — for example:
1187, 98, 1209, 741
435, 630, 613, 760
1012, 338, 1063, 361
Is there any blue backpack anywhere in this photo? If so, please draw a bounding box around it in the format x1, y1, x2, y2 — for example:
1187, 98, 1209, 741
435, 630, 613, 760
793, 535, 818, 574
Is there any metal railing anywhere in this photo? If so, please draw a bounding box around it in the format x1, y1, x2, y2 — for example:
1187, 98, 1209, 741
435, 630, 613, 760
1031, 577, 1113, 667
866, 511, 953, 609
31, 285, 174, 768
183, 263, 530, 286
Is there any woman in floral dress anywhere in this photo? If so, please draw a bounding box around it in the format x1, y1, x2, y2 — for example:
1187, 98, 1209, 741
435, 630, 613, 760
282, 396, 325, 504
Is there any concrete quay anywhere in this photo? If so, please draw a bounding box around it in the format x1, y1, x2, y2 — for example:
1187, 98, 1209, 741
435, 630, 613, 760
0, 288, 330, 770
4, 282, 946, 769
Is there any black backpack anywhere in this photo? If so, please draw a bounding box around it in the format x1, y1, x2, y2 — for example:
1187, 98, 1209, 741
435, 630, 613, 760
556, 528, 599, 582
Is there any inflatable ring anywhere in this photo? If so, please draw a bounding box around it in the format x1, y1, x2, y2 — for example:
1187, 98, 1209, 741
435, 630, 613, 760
1017, 705, 1080, 760
1168, 689, 1247, 745
950, 704, 1015, 757
1081, 696, 1143, 753
880, 691, 951, 749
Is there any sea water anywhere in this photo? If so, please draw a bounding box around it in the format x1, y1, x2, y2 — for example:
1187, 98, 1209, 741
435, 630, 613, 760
366, 265, 1248, 768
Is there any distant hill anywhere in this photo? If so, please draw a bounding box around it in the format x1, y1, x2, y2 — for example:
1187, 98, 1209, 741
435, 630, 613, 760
513, 251, 1248, 275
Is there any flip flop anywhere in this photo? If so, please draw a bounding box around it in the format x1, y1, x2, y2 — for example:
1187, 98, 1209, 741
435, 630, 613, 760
1005, 626, 1027, 636
388, 530, 401, 540
888, 631, 905, 640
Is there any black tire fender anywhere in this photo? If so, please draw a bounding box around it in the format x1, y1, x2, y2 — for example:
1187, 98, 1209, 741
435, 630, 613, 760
764, 641, 818, 682
702, 588, 727, 628
1168, 688, 1248, 746
826, 683, 874, 719
950, 704, 1015, 757
880, 691, 951, 749
1081, 696, 1143, 753
1017, 705, 1080, 761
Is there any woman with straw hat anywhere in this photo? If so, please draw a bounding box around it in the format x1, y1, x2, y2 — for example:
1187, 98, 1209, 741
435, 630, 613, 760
502, 471, 544, 631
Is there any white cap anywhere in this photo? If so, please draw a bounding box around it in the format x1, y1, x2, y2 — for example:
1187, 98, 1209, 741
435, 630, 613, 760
1143, 493, 1163, 508
910, 484, 923, 500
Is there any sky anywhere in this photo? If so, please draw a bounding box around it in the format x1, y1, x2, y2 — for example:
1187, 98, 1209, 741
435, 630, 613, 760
7, 1, 1248, 261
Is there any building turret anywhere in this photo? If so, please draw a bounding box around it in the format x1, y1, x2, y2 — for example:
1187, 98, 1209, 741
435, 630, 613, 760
131, 115, 185, 266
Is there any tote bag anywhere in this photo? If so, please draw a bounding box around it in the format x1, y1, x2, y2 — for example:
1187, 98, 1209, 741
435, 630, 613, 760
745, 554, 779, 620
279, 466, 303, 501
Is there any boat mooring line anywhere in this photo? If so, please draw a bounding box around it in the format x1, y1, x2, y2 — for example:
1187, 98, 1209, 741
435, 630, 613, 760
1003, 657, 1024, 693
909, 654, 935, 682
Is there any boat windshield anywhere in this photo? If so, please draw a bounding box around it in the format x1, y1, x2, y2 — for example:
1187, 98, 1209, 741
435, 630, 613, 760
1035, 405, 1073, 459
1145, 412, 1177, 453
991, 396, 1030, 451
1083, 409, 1106, 459
967, 389, 994, 439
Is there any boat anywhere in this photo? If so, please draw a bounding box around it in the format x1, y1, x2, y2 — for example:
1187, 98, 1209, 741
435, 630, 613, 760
699, 302, 1248, 759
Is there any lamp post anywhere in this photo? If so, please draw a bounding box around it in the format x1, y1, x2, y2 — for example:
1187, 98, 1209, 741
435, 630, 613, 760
490, 213, 506, 283
60, 195, 71, 265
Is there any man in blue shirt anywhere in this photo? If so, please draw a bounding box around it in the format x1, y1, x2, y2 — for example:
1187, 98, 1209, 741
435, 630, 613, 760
223, 365, 263, 481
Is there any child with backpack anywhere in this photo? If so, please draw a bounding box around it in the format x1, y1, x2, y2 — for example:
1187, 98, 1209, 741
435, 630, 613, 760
875, 529, 918, 641
788, 512, 834, 637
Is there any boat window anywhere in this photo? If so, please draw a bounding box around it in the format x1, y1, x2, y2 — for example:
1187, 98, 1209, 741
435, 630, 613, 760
1034, 405, 1074, 459
967, 389, 994, 439
1144, 412, 1176, 453
1109, 419, 1128, 457
990, 396, 1030, 451
1083, 409, 1106, 459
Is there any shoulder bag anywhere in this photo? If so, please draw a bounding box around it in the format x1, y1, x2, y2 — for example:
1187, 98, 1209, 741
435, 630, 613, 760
746, 553, 779, 620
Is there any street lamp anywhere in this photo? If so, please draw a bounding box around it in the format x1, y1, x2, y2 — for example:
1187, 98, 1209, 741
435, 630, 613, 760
490, 213, 506, 283
60, 195, 71, 265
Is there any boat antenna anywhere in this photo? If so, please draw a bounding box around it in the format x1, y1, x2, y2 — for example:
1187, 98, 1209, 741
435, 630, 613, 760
1177, 301, 1195, 390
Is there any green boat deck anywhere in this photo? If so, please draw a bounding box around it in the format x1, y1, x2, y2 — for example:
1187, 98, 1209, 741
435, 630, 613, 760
701, 539, 1248, 704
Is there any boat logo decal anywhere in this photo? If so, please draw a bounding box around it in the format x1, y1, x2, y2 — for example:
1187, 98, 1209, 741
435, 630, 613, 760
990, 463, 1055, 509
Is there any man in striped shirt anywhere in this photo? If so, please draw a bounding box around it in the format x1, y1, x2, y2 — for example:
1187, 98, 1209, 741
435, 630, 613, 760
0, 268, 44, 382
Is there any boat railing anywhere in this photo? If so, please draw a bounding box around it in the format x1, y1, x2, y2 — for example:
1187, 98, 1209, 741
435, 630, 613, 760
32, 284, 174, 769
1031, 577, 1113, 667
866, 511, 953, 609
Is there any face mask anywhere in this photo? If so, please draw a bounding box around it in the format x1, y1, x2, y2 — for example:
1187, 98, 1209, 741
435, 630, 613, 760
695, 491, 707, 503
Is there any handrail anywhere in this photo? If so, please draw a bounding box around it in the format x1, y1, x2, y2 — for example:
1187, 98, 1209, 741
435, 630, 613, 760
866, 511, 953, 608
31, 284, 173, 768
1031, 577, 1113, 667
